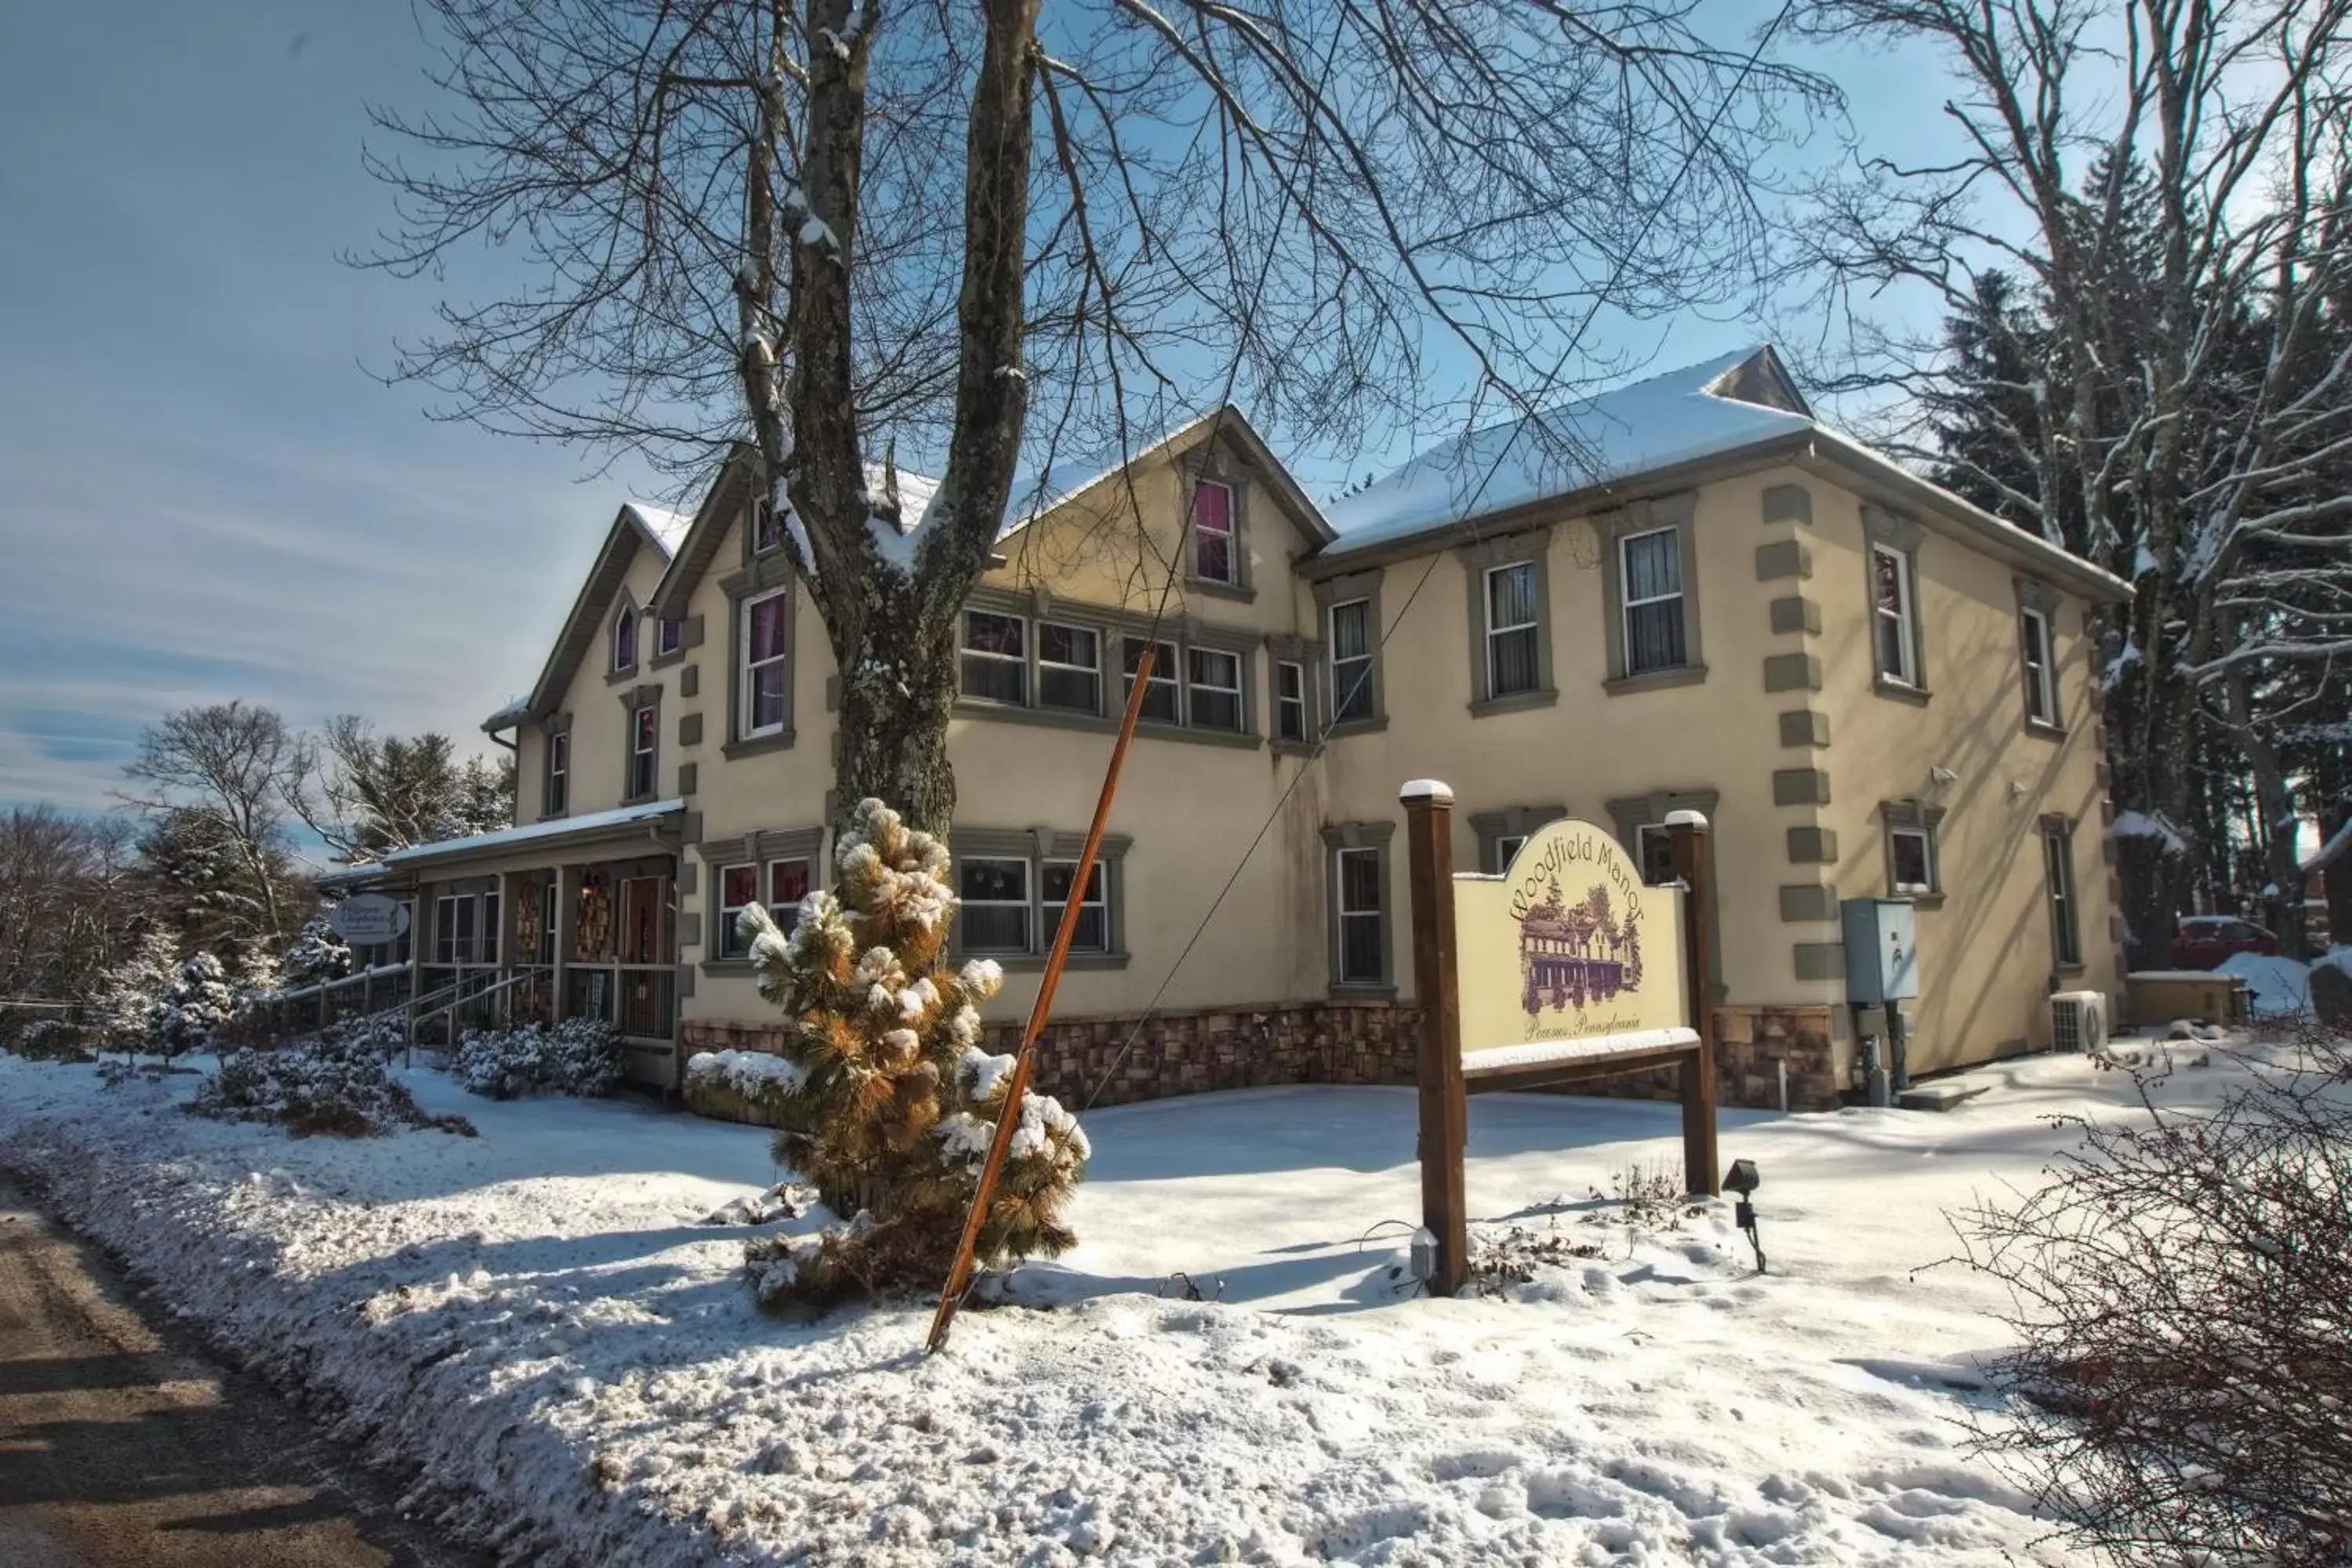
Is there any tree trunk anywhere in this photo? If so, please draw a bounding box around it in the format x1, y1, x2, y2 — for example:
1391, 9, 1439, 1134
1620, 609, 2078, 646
829, 577, 963, 841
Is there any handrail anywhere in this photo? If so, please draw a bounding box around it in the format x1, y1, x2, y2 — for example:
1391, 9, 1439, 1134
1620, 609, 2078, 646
409, 969, 535, 1029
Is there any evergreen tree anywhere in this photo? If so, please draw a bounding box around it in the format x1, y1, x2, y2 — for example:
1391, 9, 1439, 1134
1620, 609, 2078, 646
146, 951, 235, 1061
737, 798, 1088, 1306
96, 929, 180, 1051
281, 918, 354, 989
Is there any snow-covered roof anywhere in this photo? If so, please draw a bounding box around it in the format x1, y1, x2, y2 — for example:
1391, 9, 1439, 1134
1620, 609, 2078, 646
480, 694, 531, 734
1323, 347, 1809, 549
316, 860, 390, 890
381, 798, 687, 870
622, 501, 694, 561
2303, 818, 2350, 874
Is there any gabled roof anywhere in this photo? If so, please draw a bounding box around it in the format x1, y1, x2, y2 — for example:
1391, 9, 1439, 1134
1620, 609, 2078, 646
1323, 346, 1812, 550
1314, 344, 2129, 604
499, 499, 700, 730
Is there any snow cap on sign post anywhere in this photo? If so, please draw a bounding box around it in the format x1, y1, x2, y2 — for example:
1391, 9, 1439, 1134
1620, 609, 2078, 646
1664, 808, 1710, 829
1399, 779, 1454, 804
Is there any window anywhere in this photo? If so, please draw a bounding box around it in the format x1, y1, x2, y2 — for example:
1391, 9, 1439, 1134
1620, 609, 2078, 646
1192, 477, 1237, 584
768, 858, 810, 914
1040, 859, 1108, 952
1485, 561, 1541, 697
2020, 607, 2057, 725
1890, 826, 1935, 895
1187, 648, 1243, 732
1037, 622, 1100, 713
546, 728, 570, 816
1491, 833, 1527, 874
961, 611, 1027, 705
434, 894, 485, 965
741, 588, 790, 738
656, 615, 683, 658
717, 864, 760, 959
1123, 637, 1180, 724
1621, 528, 1686, 676
752, 495, 779, 554
1275, 661, 1308, 744
612, 605, 637, 672
958, 858, 1031, 953
1335, 847, 1385, 985
629, 703, 658, 798
1329, 598, 1374, 722
482, 891, 500, 964
1635, 825, 1678, 887
1872, 544, 1918, 685
2044, 819, 2082, 968
540, 881, 557, 964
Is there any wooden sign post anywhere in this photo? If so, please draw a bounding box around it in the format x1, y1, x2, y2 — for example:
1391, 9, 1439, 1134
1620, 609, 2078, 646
1403, 782, 1724, 1296
1401, 780, 1469, 1297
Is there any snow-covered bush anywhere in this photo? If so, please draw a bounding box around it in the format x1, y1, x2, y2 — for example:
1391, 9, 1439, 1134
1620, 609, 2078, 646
146, 951, 235, 1061
94, 930, 179, 1052
281, 917, 353, 989
5, 1015, 94, 1062
735, 797, 1089, 1308
1955, 1023, 2352, 1566
193, 1023, 474, 1138
452, 1018, 626, 1100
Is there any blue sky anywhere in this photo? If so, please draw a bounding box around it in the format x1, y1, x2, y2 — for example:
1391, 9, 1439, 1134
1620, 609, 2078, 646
0, 2, 1950, 817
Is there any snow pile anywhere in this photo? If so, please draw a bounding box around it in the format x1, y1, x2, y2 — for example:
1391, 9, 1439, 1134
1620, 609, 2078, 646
193, 1029, 474, 1138
0, 1053, 2217, 1564
2217, 951, 2314, 1016
453, 1019, 626, 1100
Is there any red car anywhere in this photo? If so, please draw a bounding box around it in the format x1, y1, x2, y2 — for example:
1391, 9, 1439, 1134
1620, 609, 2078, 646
2173, 915, 2279, 970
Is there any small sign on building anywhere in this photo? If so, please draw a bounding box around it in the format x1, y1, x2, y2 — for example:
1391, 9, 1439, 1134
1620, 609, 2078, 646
329, 893, 410, 945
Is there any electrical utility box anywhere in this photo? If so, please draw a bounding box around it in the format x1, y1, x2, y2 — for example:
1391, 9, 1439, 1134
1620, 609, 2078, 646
1840, 898, 1921, 1004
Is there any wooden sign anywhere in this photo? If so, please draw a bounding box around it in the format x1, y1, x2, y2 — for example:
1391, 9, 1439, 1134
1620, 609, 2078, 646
1401, 782, 1720, 1297
1453, 818, 1688, 1066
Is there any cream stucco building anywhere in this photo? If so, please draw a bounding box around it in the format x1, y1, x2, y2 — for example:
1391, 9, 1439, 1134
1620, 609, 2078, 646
336, 347, 2128, 1111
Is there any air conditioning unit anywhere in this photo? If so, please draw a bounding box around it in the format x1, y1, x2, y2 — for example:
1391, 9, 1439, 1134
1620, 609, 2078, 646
2050, 990, 2110, 1055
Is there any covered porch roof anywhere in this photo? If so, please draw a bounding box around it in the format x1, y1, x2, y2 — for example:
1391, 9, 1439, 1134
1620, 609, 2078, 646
317, 800, 690, 891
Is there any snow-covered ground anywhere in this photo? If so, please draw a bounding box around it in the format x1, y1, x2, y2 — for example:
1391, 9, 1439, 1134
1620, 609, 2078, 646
0, 1047, 2237, 1566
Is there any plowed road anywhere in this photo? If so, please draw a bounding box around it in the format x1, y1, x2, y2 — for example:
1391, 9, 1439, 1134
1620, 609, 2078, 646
0, 1176, 482, 1566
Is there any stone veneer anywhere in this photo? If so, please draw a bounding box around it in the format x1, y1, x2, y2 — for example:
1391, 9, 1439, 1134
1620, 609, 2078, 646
680, 999, 1841, 1123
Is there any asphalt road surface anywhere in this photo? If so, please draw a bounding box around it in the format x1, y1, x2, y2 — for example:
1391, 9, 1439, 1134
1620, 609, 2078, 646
0, 1174, 486, 1567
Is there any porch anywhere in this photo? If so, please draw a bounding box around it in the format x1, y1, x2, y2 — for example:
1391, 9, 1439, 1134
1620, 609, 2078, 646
323, 800, 693, 1088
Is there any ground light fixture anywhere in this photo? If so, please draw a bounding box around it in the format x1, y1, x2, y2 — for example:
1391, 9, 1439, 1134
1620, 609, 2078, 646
1724, 1158, 1766, 1273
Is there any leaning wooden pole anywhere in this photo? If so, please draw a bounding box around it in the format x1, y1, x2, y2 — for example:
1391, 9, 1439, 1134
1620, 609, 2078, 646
926, 646, 1160, 1354
1667, 810, 1722, 1198
1402, 779, 1469, 1298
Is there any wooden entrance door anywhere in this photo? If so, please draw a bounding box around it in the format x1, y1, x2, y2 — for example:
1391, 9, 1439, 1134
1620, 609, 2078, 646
619, 876, 666, 1036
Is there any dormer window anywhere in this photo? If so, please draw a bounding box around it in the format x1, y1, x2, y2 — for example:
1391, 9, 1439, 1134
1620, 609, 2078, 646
753, 496, 779, 554
655, 615, 682, 658
613, 606, 638, 672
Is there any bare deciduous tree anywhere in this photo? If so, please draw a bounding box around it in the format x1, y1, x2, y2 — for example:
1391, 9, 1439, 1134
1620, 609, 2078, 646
121, 700, 307, 941
1787, 0, 2352, 957
359, 0, 1834, 835
0, 806, 137, 1026
293, 714, 514, 862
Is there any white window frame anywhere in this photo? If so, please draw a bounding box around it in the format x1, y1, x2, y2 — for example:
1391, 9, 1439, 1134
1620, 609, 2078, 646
612, 605, 637, 672
1036, 620, 1100, 714
957, 856, 1033, 954
1619, 527, 1686, 677
1873, 543, 1918, 687
767, 858, 811, 920
1890, 825, 1936, 895
1192, 477, 1238, 585
960, 610, 1029, 706
1335, 846, 1385, 985
751, 495, 779, 554
1329, 598, 1374, 722
546, 729, 569, 815
1123, 637, 1181, 725
717, 862, 760, 960
2045, 821, 2082, 968
1484, 560, 1541, 697
2020, 606, 2057, 724
655, 615, 682, 657
1040, 858, 1109, 953
629, 704, 658, 799
1635, 823, 1678, 887
740, 586, 791, 739
1275, 659, 1308, 744
1186, 647, 1243, 732
1492, 833, 1527, 874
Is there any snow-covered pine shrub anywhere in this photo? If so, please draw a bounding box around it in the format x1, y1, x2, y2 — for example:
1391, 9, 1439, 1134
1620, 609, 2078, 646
145, 951, 236, 1061
6, 1015, 93, 1062
193, 1022, 474, 1138
95, 929, 179, 1053
452, 1018, 626, 1099
735, 797, 1090, 1308
281, 917, 354, 989
1955, 1022, 2352, 1566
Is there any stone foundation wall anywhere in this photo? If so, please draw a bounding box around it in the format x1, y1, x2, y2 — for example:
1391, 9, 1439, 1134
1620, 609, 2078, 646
681, 999, 1840, 1124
